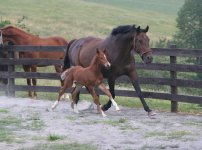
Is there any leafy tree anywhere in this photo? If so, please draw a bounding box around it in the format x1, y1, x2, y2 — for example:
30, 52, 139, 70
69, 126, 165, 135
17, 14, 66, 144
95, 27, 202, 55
174, 0, 202, 49
174, 0, 202, 78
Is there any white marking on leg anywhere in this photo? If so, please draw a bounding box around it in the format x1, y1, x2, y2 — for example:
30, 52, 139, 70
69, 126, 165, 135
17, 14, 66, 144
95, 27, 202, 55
62, 93, 70, 101
101, 110, 107, 117
111, 98, 120, 111
73, 104, 79, 114
51, 100, 59, 110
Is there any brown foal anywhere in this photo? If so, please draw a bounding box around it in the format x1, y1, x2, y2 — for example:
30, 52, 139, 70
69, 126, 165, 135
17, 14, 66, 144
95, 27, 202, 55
51, 48, 120, 117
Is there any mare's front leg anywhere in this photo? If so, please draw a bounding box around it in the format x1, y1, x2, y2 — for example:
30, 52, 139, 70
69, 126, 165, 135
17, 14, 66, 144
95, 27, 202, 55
128, 68, 156, 116
101, 78, 115, 111
88, 86, 106, 117
98, 83, 120, 111
23, 65, 32, 98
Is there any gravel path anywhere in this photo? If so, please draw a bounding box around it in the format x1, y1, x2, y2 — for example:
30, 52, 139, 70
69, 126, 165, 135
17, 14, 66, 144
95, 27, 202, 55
0, 96, 202, 150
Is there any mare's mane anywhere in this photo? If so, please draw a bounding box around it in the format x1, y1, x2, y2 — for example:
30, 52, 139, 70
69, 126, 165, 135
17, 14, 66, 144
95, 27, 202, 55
2, 26, 35, 37
111, 24, 136, 36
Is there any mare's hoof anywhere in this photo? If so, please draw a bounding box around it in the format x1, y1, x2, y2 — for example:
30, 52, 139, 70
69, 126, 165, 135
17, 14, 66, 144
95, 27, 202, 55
148, 111, 157, 119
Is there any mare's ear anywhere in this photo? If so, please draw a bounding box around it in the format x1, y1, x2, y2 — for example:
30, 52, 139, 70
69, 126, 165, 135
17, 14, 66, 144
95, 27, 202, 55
103, 48, 107, 54
136, 26, 140, 34
144, 26, 149, 32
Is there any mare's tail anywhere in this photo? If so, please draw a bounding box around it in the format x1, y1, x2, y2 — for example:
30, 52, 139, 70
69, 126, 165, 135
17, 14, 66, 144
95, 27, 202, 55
63, 39, 77, 72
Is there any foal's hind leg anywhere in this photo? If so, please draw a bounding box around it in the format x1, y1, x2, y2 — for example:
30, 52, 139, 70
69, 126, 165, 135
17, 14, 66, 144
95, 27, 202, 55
87, 86, 106, 117
98, 83, 120, 111
51, 77, 73, 110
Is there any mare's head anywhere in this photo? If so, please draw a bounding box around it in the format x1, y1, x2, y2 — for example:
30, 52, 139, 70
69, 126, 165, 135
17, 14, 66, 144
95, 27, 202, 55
96, 48, 111, 69
135, 26, 153, 64
0, 26, 26, 45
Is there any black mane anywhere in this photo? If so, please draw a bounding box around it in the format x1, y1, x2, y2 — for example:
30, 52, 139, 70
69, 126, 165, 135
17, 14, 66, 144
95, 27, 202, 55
111, 25, 136, 36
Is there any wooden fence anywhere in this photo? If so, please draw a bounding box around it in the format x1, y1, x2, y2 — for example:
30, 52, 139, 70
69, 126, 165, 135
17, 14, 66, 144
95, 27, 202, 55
0, 45, 202, 112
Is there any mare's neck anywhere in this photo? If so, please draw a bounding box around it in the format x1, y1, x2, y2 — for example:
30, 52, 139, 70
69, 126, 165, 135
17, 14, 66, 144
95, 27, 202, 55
105, 35, 134, 63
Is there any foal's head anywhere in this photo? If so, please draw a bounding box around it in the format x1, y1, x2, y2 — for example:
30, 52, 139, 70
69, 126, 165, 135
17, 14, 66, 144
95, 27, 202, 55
134, 26, 153, 64
96, 48, 111, 69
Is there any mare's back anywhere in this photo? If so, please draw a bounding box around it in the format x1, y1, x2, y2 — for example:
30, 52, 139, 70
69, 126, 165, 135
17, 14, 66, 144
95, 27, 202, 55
69, 37, 103, 67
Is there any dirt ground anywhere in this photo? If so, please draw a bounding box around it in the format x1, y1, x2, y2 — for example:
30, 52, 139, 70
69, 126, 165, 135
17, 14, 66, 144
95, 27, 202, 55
0, 96, 202, 150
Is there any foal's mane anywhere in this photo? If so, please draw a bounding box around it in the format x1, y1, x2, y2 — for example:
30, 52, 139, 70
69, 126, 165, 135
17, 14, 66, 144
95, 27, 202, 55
111, 24, 136, 36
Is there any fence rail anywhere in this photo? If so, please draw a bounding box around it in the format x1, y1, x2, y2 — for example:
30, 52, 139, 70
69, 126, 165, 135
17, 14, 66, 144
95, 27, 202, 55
0, 45, 202, 112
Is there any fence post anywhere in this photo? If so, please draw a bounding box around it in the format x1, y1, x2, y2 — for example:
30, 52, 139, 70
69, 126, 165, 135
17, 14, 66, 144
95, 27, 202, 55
7, 47, 15, 97
170, 44, 178, 112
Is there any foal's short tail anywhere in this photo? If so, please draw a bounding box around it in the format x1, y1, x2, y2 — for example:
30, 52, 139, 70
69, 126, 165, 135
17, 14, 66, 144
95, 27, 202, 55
61, 70, 68, 81
63, 39, 77, 71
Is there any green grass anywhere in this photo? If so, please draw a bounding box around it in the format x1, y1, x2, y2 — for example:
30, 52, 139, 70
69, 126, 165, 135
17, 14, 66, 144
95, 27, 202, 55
24, 112, 45, 130
0, 0, 185, 42
19, 143, 97, 150
0, 115, 23, 143
0, 109, 9, 113
47, 134, 64, 141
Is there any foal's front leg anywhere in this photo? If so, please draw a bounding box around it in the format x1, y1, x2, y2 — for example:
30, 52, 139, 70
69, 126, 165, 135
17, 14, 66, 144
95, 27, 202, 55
87, 86, 106, 117
98, 83, 120, 111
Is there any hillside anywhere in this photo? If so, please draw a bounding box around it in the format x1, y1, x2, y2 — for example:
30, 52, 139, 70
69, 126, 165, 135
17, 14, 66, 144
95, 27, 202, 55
0, 0, 185, 43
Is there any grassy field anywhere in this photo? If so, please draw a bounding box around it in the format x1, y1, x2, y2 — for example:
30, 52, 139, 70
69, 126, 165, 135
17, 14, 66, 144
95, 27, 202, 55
0, 0, 185, 43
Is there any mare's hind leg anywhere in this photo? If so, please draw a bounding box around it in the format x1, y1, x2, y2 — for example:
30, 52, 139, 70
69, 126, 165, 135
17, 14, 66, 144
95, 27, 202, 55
31, 66, 37, 99
51, 77, 73, 110
23, 65, 32, 98
98, 83, 120, 111
102, 78, 115, 111
87, 86, 106, 117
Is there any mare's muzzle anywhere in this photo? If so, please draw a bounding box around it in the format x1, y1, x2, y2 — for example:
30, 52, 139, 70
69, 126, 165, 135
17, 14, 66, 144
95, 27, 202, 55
104, 62, 111, 70
142, 54, 153, 64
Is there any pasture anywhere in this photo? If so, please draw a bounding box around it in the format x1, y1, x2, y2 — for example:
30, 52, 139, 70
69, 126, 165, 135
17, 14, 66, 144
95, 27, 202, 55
0, 96, 202, 150
0, 0, 185, 42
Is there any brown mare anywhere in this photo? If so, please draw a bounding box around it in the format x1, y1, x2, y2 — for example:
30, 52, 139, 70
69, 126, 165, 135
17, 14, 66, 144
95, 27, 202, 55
51, 48, 120, 117
63, 25, 156, 116
0, 26, 68, 98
